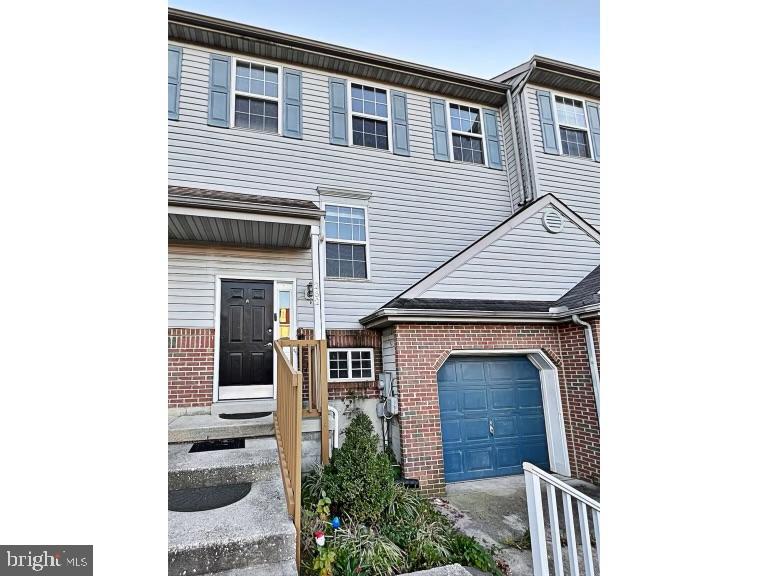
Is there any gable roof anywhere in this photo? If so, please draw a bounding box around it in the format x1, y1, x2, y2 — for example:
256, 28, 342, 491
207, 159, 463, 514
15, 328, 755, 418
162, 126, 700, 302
360, 196, 600, 327
492, 55, 600, 99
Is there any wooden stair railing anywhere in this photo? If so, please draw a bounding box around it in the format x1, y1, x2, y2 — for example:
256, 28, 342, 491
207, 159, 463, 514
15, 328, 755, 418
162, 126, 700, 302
274, 339, 329, 569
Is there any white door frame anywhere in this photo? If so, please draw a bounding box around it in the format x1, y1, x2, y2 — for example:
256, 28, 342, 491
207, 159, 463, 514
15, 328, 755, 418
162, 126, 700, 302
213, 275, 297, 403
439, 348, 571, 477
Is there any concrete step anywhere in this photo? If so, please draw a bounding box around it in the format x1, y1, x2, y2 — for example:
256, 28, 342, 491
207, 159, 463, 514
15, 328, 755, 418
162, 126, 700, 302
202, 559, 297, 575
168, 412, 275, 443
168, 437, 280, 490
211, 400, 277, 417
168, 475, 295, 576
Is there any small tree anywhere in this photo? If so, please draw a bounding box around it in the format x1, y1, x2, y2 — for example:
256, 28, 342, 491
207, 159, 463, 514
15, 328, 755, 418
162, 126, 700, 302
323, 413, 395, 524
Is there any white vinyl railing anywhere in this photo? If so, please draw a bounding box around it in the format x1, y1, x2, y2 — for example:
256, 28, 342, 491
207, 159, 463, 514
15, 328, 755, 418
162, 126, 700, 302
524, 462, 600, 576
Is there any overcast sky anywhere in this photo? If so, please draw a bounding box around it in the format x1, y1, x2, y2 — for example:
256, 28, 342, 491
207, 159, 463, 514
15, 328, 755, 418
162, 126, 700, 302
169, 0, 600, 78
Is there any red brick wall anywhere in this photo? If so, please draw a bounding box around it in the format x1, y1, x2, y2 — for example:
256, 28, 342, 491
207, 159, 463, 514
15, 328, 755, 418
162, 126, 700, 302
168, 328, 215, 408
391, 321, 600, 495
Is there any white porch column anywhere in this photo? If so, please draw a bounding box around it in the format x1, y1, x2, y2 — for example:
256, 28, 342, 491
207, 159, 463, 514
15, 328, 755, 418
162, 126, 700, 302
310, 224, 325, 339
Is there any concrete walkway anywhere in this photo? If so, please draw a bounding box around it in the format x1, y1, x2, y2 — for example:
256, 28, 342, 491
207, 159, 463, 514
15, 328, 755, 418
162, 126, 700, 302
434, 475, 599, 576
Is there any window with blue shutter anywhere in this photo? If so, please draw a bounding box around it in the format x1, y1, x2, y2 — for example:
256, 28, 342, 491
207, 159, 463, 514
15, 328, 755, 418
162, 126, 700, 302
536, 90, 559, 154
168, 46, 182, 120
430, 98, 450, 161
390, 90, 410, 156
586, 102, 600, 161
208, 54, 231, 127
328, 77, 348, 145
482, 109, 502, 169
283, 68, 303, 139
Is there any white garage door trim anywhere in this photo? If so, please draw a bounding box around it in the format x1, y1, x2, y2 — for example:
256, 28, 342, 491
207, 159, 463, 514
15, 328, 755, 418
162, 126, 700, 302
440, 349, 571, 477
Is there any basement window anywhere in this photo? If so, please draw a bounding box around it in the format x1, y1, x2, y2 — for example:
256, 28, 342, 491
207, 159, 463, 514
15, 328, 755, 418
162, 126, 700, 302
328, 348, 374, 382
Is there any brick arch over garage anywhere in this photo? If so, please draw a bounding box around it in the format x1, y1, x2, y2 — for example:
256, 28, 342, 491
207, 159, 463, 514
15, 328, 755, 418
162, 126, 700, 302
390, 322, 600, 495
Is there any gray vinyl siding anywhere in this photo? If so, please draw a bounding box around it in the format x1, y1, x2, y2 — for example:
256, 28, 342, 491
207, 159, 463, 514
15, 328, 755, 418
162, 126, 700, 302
382, 328, 396, 374
420, 207, 600, 301
501, 101, 522, 208
168, 244, 314, 328
169, 44, 514, 328
524, 85, 600, 228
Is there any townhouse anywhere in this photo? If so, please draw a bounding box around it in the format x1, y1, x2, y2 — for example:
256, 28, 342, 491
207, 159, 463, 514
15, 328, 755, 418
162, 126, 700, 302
168, 8, 600, 494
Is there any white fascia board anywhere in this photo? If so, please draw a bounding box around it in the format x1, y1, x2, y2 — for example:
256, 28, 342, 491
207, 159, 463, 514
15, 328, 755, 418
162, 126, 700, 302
168, 205, 319, 226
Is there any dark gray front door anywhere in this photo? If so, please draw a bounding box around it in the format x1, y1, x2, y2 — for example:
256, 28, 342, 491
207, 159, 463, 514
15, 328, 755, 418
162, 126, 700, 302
218, 280, 274, 399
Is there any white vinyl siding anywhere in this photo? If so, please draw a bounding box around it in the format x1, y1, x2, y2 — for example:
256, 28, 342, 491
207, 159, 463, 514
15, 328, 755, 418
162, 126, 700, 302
420, 207, 599, 301
167, 244, 314, 328
169, 44, 514, 328
524, 85, 600, 229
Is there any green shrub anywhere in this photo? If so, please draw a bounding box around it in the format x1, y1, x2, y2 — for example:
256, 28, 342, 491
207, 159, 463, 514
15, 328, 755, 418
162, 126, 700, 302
385, 483, 423, 523
322, 413, 395, 524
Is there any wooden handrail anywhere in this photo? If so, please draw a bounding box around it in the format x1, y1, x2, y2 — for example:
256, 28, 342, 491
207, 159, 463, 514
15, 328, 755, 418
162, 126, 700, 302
274, 338, 329, 569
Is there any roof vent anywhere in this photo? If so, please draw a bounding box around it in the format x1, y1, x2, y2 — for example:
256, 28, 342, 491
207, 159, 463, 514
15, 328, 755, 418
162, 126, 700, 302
542, 208, 564, 233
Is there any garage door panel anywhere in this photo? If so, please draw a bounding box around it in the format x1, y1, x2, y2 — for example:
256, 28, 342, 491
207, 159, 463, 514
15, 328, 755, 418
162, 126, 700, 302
464, 418, 491, 441
490, 388, 516, 410
438, 355, 550, 482
441, 419, 462, 444
463, 388, 488, 411
464, 447, 493, 473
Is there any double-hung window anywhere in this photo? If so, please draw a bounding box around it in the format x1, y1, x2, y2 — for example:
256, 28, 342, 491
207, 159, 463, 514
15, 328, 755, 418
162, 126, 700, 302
554, 96, 591, 158
449, 103, 485, 165
328, 348, 374, 381
233, 60, 280, 133
325, 205, 368, 279
350, 83, 389, 150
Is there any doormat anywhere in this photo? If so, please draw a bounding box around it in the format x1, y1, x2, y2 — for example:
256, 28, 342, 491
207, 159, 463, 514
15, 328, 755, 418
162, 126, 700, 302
189, 438, 245, 452
218, 412, 271, 420
168, 483, 251, 512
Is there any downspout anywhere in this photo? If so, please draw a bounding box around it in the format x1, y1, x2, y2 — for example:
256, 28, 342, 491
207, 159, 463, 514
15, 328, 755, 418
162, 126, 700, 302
328, 405, 339, 450
571, 315, 600, 422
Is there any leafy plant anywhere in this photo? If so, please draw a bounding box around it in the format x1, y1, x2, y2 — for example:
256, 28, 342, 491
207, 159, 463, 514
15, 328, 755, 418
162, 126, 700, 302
385, 483, 423, 523
448, 533, 501, 576
323, 413, 395, 524
334, 522, 405, 576
316, 491, 332, 521
302, 462, 328, 506
312, 546, 336, 576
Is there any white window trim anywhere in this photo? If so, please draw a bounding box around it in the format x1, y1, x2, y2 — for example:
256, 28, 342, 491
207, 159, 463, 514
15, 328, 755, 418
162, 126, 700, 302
328, 347, 376, 382
447, 100, 488, 167
347, 80, 392, 153
230, 58, 283, 135
551, 92, 595, 160
322, 201, 372, 281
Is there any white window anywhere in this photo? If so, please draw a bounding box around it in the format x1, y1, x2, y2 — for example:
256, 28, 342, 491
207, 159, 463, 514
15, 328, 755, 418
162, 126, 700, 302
232, 60, 280, 133
449, 103, 485, 165
328, 348, 375, 381
350, 83, 390, 151
554, 95, 591, 158
325, 204, 369, 279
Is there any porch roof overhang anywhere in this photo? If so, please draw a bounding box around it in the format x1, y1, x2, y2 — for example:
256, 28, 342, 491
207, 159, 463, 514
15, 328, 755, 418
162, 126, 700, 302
168, 186, 323, 249
359, 301, 600, 329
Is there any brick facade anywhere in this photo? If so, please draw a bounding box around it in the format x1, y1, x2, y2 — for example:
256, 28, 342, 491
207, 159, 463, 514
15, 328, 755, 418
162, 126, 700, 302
168, 328, 215, 408
390, 321, 600, 495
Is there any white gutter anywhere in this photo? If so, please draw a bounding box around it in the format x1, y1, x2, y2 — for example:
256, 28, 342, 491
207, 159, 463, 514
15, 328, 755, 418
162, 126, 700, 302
571, 314, 600, 422
310, 225, 324, 338
328, 405, 340, 450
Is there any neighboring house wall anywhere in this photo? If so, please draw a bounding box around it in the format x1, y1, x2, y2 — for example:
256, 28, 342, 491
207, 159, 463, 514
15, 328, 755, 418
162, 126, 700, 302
169, 44, 515, 328
168, 244, 315, 329
390, 322, 600, 495
524, 85, 600, 228
419, 206, 599, 301
168, 328, 215, 410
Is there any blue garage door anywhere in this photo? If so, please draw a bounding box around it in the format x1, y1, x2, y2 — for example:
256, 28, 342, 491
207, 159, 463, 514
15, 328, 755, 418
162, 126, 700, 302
438, 356, 550, 482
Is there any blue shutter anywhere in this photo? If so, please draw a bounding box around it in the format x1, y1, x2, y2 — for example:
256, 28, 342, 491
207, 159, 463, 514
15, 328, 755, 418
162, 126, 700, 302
283, 68, 303, 139
208, 54, 230, 128
536, 90, 559, 154
168, 46, 182, 120
482, 109, 502, 169
390, 90, 410, 156
586, 101, 600, 162
430, 98, 450, 161
328, 77, 348, 145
